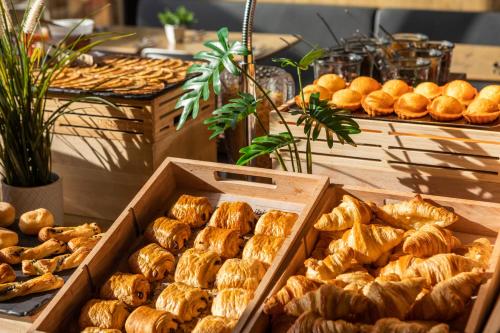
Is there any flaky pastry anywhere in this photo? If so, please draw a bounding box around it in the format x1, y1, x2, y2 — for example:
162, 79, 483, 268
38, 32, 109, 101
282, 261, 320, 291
394, 92, 430, 119
314, 195, 371, 231
349, 76, 382, 96
382, 79, 413, 99
316, 74, 346, 94
242, 234, 284, 266
208, 201, 256, 235
361, 90, 395, 116
155, 282, 210, 322
79, 299, 129, 330
442, 80, 477, 105
427, 95, 464, 121
124, 306, 178, 333
414, 82, 442, 100
211, 288, 254, 320
174, 248, 222, 288
99, 272, 151, 307
331, 88, 363, 110
194, 226, 242, 258
263, 275, 320, 315
463, 97, 500, 124
254, 210, 298, 237
168, 194, 213, 228
145, 217, 191, 252
215, 258, 267, 291
128, 243, 175, 281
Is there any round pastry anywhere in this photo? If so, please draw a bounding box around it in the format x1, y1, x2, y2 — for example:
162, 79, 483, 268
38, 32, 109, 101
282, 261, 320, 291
19, 208, 54, 235
0, 202, 15, 227
442, 80, 477, 106
463, 98, 500, 124
478, 85, 500, 106
394, 93, 430, 119
316, 74, 346, 94
427, 95, 464, 121
361, 90, 395, 116
381, 79, 413, 99
349, 76, 382, 96
295, 84, 331, 107
331, 88, 363, 111
0, 227, 18, 249
414, 82, 442, 100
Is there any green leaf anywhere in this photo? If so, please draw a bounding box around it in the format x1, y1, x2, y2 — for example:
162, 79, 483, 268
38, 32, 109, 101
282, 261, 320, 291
272, 57, 299, 69
298, 48, 326, 70
237, 132, 294, 166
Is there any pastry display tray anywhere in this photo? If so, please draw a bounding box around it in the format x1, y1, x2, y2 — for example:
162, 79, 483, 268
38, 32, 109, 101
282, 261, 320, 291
31, 158, 329, 332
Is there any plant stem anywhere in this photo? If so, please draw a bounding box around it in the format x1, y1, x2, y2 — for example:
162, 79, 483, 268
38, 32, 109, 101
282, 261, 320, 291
297, 67, 312, 174
253, 109, 288, 172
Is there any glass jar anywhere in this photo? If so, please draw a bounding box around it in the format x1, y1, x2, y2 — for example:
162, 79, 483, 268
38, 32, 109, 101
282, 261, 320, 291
391, 32, 429, 50
383, 57, 431, 86
313, 52, 363, 82
395, 48, 443, 83
427, 40, 455, 84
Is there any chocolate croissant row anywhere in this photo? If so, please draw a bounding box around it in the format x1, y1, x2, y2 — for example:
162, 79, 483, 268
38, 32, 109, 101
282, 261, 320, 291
0, 273, 64, 301
0, 239, 67, 265
99, 272, 151, 307
22, 246, 91, 276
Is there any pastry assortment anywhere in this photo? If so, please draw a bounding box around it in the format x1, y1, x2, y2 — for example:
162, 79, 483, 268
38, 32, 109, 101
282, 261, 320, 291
0, 202, 103, 303
77, 194, 299, 332
50, 56, 195, 96
263, 194, 493, 332
297, 74, 500, 124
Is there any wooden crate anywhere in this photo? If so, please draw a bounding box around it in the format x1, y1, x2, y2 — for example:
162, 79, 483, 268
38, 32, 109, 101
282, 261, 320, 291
243, 184, 500, 333
46, 88, 217, 222
270, 101, 500, 202
30, 158, 329, 332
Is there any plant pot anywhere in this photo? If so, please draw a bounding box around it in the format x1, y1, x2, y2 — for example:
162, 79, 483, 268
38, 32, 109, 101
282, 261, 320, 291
1, 174, 64, 226
164, 24, 186, 44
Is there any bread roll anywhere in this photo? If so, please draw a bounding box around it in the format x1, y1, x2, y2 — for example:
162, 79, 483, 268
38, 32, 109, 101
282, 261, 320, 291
0, 203, 15, 227
0, 227, 18, 249
19, 208, 54, 235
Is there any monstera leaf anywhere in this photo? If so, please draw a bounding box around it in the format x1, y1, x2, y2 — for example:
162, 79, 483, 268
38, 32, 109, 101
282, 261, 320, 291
237, 132, 295, 166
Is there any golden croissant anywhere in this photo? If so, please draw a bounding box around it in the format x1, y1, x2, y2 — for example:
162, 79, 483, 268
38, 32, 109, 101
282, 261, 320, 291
314, 195, 372, 231
304, 246, 355, 282
335, 270, 374, 292
378, 255, 423, 278
284, 284, 370, 321
263, 275, 320, 315
287, 311, 360, 333
313, 230, 344, 259
458, 238, 493, 269
373, 318, 450, 333
192, 315, 237, 333
403, 225, 461, 258
408, 271, 487, 321
372, 195, 459, 230
255, 210, 298, 237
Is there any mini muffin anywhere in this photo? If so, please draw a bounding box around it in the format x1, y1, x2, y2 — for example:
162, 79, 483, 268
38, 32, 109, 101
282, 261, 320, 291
381, 79, 413, 99
442, 80, 477, 106
394, 92, 430, 119
427, 95, 464, 121
295, 84, 331, 107
349, 76, 382, 96
478, 85, 500, 106
361, 90, 395, 116
463, 98, 500, 124
414, 82, 442, 100
331, 88, 363, 111
316, 74, 346, 94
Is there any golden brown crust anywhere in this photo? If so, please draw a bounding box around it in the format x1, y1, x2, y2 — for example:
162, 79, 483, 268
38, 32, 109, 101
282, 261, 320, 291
478, 84, 500, 105
0, 238, 67, 265
334, 270, 375, 293
80, 328, 122, 333
19, 208, 54, 235
0, 227, 18, 249
208, 201, 256, 235
22, 246, 90, 275
349, 76, 382, 96
194, 226, 242, 258
174, 248, 222, 288
254, 210, 299, 237
79, 299, 129, 330
457, 238, 493, 269
414, 82, 442, 100
0, 203, 15, 228
215, 258, 267, 291
295, 85, 332, 107
0, 273, 64, 301
263, 275, 320, 315
192, 315, 237, 333
382, 79, 413, 99
402, 225, 461, 258
0, 263, 15, 284
38, 223, 101, 242
145, 217, 191, 252
288, 311, 360, 333
378, 255, 423, 279
394, 92, 430, 119
168, 194, 213, 228
331, 88, 363, 110
67, 233, 104, 252
155, 282, 210, 322
361, 90, 395, 116
427, 95, 464, 121
128, 243, 175, 281
373, 318, 449, 333
442, 80, 477, 106
242, 234, 285, 266
211, 288, 254, 319
124, 306, 178, 333
314, 195, 371, 231
463, 98, 500, 124
99, 272, 151, 307
316, 74, 346, 94
304, 246, 356, 282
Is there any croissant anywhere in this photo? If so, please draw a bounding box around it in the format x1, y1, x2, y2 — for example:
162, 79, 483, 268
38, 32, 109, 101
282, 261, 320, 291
378, 255, 423, 278
335, 271, 374, 293
0, 263, 15, 284
145, 217, 191, 252
345, 223, 405, 264
0, 239, 67, 265
211, 287, 254, 319
194, 226, 242, 258
174, 248, 222, 288
362, 278, 426, 320
255, 210, 299, 237
192, 315, 237, 333
304, 246, 355, 282
284, 284, 370, 321
327, 236, 350, 255
215, 258, 267, 291
313, 230, 344, 259
263, 275, 321, 315
155, 282, 210, 322
373, 318, 450, 333
124, 306, 178, 333
38, 222, 101, 242
287, 311, 360, 333
371, 195, 459, 230
99, 272, 151, 307
22, 246, 90, 275
458, 238, 493, 269
242, 234, 285, 266
128, 243, 175, 281
168, 194, 213, 228
403, 225, 460, 258
68, 233, 104, 252
404, 253, 480, 286
408, 271, 486, 321
208, 201, 256, 235
0, 273, 63, 301
79, 299, 129, 330
80, 328, 122, 333
315, 195, 372, 231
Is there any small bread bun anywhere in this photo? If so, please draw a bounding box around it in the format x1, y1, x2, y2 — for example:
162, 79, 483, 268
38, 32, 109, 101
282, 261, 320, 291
0, 202, 15, 227
0, 227, 18, 249
19, 208, 54, 235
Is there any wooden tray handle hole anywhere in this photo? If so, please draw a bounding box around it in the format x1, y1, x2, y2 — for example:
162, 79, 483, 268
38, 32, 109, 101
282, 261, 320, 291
213, 171, 277, 189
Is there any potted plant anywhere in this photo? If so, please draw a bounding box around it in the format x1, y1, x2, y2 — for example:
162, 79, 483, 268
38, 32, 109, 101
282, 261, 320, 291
0, 0, 124, 224
158, 6, 196, 44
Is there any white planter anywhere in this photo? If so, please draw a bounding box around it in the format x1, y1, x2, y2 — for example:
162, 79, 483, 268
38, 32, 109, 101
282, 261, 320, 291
164, 24, 186, 45
2, 174, 64, 226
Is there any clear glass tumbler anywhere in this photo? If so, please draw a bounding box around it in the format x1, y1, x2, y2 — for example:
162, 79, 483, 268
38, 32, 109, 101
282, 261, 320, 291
395, 48, 443, 83
427, 40, 455, 84
383, 57, 431, 86
313, 53, 363, 82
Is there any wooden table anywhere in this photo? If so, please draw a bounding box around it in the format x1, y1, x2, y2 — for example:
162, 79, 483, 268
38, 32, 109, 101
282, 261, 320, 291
451, 43, 500, 82
95, 26, 299, 60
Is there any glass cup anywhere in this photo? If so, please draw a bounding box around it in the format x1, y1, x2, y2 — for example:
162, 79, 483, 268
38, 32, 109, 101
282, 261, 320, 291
313, 52, 363, 82
395, 48, 443, 83
392, 32, 429, 49
427, 40, 455, 84
383, 57, 431, 86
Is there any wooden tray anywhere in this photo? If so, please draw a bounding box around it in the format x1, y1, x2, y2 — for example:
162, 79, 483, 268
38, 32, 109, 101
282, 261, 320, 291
242, 184, 500, 333
30, 158, 329, 332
